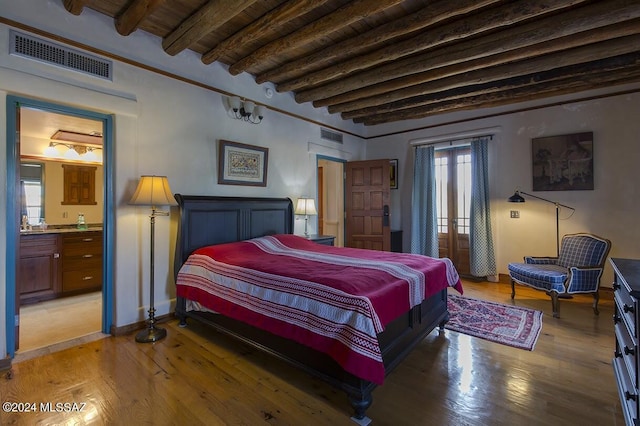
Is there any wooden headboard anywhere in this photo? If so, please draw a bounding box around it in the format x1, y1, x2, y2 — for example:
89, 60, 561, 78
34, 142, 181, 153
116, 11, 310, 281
173, 194, 293, 277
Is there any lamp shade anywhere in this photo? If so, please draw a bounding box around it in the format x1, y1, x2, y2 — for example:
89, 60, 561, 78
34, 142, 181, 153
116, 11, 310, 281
129, 175, 177, 207
82, 148, 99, 162
229, 96, 241, 111
43, 143, 59, 157
63, 145, 80, 160
243, 100, 255, 115
254, 104, 266, 119
508, 191, 525, 203
295, 197, 317, 216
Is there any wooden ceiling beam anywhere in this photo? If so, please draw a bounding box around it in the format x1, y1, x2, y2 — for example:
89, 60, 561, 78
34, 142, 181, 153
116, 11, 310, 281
282, 0, 591, 96
162, 0, 258, 57
326, 19, 640, 114
115, 0, 165, 36
227, 0, 406, 76
341, 34, 640, 119
357, 53, 640, 125
201, 0, 329, 65
299, 0, 640, 105
360, 69, 640, 126
63, 0, 86, 15
255, 0, 502, 85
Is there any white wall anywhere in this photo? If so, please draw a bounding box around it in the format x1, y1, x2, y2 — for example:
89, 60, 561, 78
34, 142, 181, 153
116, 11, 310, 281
366, 92, 640, 288
0, 1, 366, 359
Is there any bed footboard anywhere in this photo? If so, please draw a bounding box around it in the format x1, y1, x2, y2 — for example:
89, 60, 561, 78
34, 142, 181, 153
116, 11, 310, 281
176, 288, 448, 421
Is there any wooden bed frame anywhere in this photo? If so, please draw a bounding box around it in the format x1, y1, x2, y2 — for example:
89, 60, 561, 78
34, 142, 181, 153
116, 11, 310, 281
173, 194, 449, 422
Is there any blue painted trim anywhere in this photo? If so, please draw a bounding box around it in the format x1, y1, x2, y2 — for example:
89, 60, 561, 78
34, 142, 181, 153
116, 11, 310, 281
5, 97, 19, 358
101, 114, 114, 333
5, 96, 114, 356
316, 154, 347, 164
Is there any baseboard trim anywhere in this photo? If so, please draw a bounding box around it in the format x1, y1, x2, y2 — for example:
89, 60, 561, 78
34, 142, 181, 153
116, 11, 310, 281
110, 313, 174, 336
0, 357, 12, 373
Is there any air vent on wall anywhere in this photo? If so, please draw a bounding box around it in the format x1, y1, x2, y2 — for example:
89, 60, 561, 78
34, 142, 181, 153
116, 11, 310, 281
9, 30, 112, 80
320, 128, 343, 144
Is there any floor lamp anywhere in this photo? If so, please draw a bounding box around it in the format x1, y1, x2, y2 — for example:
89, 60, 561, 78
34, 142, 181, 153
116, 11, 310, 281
295, 197, 317, 237
130, 175, 177, 343
508, 190, 575, 257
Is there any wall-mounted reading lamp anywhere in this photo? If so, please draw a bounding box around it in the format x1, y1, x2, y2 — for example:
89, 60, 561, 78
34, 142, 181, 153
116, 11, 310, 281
508, 190, 575, 257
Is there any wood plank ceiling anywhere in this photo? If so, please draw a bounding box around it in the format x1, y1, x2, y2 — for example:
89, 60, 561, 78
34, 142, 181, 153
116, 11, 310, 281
62, 0, 640, 126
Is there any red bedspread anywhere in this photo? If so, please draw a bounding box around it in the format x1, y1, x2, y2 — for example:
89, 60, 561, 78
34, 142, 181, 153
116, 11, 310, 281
176, 234, 462, 384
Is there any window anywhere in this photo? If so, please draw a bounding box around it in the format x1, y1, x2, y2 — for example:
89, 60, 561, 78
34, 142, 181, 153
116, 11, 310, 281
456, 151, 472, 235
435, 147, 472, 235
20, 162, 44, 224
435, 154, 448, 233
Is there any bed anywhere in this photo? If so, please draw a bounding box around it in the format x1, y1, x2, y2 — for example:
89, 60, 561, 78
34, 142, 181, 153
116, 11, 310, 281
173, 194, 462, 423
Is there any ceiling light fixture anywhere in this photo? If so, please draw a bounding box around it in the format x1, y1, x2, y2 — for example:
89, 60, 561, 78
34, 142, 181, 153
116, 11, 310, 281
227, 96, 266, 124
43, 141, 102, 163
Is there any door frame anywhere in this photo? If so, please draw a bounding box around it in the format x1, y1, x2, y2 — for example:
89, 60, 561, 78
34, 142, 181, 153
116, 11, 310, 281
316, 155, 346, 246
5, 95, 114, 357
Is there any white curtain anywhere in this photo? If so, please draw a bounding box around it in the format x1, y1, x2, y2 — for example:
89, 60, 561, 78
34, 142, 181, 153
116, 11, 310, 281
410, 145, 438, 257
470, 137, 497, 278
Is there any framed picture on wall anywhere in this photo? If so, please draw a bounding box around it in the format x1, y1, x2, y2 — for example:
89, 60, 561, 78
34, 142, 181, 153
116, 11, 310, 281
531, 132, 593, 191
218, 140, 269, 186
390, 159, 398, 190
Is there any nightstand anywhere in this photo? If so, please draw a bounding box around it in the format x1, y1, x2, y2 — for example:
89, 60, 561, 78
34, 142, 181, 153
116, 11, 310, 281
305, 234, 335, 246
391, 230, 403, 252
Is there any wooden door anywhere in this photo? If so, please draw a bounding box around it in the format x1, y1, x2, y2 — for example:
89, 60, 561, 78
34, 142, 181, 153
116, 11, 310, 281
435, 148, 471, 275
345, 159, 390, 251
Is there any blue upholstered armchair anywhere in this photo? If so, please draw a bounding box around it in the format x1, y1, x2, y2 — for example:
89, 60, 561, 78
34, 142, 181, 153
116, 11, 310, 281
508, 233, 611, 318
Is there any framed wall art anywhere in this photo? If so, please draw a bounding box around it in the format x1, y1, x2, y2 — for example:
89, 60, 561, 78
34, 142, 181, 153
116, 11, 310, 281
390, 159, 398, 190
218, 140, 269, 186
531, 132, 593, 191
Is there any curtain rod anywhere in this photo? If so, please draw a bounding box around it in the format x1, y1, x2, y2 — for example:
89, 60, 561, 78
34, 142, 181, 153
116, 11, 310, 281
409, 126, 502, 146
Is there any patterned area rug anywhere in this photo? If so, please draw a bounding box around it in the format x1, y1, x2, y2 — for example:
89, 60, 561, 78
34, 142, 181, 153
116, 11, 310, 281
445, 294, 543, 351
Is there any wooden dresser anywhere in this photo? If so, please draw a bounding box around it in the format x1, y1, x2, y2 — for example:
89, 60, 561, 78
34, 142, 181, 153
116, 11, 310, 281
611, 258, 640, 425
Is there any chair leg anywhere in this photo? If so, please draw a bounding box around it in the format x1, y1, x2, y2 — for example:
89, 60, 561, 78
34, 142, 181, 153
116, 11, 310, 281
511, 279, 515, 299
592, 291, 600, 315
550, 292, 560, 318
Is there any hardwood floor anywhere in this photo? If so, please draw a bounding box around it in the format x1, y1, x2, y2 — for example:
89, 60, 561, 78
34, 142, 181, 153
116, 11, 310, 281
1, 281, 624, 425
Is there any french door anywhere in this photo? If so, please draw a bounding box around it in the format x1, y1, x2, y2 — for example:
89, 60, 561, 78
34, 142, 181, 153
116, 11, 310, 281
435, 147, 471, 275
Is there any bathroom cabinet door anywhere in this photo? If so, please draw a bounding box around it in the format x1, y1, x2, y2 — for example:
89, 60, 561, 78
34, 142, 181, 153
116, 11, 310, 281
19, 234, 61, 304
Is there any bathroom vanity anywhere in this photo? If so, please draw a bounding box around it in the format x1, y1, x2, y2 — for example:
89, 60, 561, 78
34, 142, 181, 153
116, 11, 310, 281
19, 228, 102, 304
